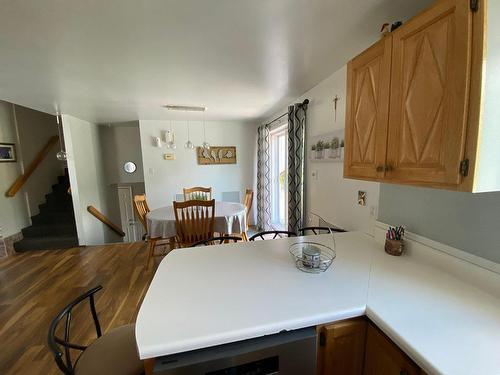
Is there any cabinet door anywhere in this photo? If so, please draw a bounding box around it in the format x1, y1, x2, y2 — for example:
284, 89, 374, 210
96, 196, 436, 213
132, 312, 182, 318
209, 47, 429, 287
317, 318, 367, 375
386, 0, 472, 185
344, 36, 392, 180
363, 323, 420, 375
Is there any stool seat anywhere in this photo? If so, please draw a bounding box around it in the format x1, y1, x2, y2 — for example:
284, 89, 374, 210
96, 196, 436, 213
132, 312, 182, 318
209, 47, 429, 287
75, 324, 143, 375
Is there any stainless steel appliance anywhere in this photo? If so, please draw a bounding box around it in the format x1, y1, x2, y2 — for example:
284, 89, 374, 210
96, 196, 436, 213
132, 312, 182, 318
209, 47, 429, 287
153, 327, 317, 374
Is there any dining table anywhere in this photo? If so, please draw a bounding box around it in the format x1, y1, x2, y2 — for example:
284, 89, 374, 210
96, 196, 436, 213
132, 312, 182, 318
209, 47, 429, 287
146, 201, 248, 241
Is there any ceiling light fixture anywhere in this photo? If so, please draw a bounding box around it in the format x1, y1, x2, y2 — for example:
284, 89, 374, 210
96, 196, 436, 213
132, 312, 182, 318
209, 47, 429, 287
184, 120, 195, 150
55, 114, 68, 161
202, 111, 210, 150
163, 105, 207, 112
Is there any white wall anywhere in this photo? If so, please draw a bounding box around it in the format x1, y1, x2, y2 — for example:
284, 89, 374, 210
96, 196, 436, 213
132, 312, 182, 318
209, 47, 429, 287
62, 115, 120, 245
265, 66, 380, 235
0, 101, 30, 238
139, 120, 255, 210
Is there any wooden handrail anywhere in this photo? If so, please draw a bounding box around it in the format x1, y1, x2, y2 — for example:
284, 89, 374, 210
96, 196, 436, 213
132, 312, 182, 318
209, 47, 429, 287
5, 135, 59, 197
87, 206, 126, 237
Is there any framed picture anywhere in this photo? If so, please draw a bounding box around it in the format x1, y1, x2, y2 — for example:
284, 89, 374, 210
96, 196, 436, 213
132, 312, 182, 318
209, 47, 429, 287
0, 143, 16, 162
309, 129, 344, 162
197, 146, 237, 165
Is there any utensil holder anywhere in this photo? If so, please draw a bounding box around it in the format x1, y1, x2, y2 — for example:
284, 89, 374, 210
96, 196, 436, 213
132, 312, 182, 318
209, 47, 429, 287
385, 239, 404, 256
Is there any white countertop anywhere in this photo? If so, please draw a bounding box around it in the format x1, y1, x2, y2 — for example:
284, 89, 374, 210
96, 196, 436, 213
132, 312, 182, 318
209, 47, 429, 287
136, 232, 500, 375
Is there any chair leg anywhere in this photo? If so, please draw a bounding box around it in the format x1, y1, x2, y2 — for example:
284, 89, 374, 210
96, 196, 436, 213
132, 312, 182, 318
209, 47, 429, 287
147, 239, 156, 269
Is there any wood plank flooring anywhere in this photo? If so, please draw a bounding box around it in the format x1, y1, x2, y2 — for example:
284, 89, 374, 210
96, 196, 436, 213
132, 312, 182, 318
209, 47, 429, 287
0, 241, 162, 375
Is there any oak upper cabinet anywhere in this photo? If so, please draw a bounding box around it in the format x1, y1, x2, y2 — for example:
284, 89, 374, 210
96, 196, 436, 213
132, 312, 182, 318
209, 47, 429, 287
344, 0, 500, 192
385, 0, 471, 186
317, 318, 367, 375
363, 323, 420, 375
344, 37, 391, 180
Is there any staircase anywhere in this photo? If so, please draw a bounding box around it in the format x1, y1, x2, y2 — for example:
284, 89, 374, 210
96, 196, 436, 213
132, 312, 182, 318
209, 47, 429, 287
14, 170, 79, 252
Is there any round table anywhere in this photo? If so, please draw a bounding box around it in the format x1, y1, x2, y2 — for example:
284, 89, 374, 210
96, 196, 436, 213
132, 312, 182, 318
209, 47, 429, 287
146, 201, 247, 239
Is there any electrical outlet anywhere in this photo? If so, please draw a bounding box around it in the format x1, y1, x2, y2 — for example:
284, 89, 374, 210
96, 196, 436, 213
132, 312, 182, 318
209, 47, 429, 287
369, 205, 377, 218
357, 191, 367, 206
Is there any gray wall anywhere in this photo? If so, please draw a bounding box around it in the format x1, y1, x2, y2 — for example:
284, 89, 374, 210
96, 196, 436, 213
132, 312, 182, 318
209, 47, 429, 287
378, 184, 500, 263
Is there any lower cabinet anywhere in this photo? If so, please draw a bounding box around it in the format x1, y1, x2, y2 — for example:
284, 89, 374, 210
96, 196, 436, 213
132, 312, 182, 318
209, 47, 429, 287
317, 319, 423, 375
317, 318, 367, 375
363, 323, 420, 375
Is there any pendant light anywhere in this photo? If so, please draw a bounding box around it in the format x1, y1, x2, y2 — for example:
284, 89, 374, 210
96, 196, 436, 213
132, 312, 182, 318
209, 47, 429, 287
201, 111, 210, 150
165, 120, 177, 149
184, 120, 195, 149
55, 114, 68, 161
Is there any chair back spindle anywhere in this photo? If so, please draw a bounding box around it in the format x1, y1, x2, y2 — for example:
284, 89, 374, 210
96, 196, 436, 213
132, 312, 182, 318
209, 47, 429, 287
183, 187, 212, 201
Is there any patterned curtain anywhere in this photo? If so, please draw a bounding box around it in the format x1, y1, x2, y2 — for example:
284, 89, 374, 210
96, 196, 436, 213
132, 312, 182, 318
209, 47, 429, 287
256, 124, 271, 230
287, 102, 308, 233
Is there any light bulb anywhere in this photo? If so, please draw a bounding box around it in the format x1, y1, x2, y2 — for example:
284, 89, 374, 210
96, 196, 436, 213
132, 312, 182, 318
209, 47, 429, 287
185, 140, 194, 149
56, 151, 67, 161
202, 142, 210, 150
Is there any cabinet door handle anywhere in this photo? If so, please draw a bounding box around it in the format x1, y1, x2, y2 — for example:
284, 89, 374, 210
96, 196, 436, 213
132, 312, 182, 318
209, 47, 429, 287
384, 164, 393, 172
376, 165, 384, 172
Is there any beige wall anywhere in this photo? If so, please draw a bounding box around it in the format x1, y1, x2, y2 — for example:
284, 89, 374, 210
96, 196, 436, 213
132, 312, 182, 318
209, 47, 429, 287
0, 101, 30, 238
14, 105, 64, 216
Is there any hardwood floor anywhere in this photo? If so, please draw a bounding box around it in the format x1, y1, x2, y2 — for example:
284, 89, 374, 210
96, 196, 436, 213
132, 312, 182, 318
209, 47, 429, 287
0, 241, 163, 375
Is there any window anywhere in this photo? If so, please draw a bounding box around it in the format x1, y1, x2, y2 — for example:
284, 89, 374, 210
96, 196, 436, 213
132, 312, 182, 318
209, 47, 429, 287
270, 125, 288, 229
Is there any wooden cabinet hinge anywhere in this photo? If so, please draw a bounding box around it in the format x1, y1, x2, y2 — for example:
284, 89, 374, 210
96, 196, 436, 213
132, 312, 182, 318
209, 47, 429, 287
470, 0, 479, 12
319, 331, 326, 346
460, 159, 470, 177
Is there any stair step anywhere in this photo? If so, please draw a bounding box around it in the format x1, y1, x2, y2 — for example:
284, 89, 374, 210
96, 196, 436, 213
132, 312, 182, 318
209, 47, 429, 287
57, 175, 69, 185
52, 183, 70, 194
46, 192, 72, 205
14, 235, 79, 252
22, 223, 77, 238
32, 212, 75, 225
39, 202, 73, 214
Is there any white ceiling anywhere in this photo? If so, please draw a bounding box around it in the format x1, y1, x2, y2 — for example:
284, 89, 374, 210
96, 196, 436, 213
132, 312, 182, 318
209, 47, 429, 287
0, 0, 432, 123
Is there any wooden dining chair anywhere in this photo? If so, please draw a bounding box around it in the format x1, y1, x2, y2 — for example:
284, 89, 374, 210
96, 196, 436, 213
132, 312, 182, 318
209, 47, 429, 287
243, 189, 254, 229
133, 194, 172, 269
174, 199, 215, 247
183, 187, 212, 201
249, 230, 297, 241
190, 235, 242, 247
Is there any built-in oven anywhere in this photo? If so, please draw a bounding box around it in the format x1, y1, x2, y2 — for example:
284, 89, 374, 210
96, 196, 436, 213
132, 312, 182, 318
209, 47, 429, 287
153, 327, 317, 375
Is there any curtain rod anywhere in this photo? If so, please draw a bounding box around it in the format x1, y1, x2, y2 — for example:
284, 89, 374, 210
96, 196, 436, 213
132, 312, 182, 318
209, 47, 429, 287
265, 99, 309, 126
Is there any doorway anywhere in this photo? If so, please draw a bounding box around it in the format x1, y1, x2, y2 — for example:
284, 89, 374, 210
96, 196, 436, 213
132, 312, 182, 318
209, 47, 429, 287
270, 125, 288, 230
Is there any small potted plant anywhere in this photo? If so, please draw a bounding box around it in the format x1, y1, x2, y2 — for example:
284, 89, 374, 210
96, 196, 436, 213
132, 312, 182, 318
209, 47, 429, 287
316, 140, 325, 159
324, 141, 331, 158
331, 137, 340, 158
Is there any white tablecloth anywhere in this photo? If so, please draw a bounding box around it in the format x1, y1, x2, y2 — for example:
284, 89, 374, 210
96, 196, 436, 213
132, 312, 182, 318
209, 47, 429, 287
146, 201, 247, 239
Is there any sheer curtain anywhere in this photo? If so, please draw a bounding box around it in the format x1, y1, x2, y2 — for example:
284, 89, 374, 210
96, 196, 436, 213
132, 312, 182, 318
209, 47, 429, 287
287, 101, 308, 233
256, 124, 271, 230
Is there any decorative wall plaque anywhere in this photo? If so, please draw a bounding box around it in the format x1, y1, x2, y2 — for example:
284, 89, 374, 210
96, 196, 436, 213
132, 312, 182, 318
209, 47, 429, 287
197, 146, 236, 165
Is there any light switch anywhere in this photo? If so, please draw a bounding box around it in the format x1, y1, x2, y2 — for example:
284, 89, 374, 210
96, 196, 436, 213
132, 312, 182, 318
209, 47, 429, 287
149, 167, 155, 175
164, 153, 175, 160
